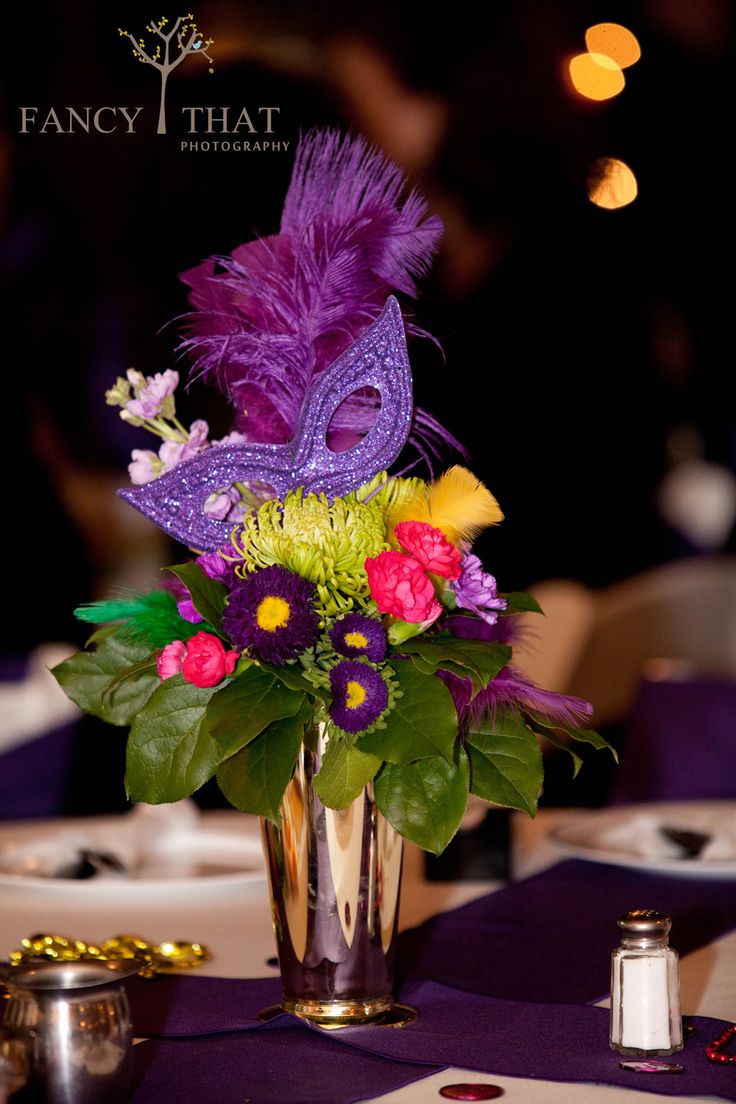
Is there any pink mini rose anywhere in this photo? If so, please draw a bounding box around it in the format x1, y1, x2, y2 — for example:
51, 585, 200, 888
394, 521, 462, 579
365, 551, 442, 624
181, 631, 239, 688
157, 640, 187, 680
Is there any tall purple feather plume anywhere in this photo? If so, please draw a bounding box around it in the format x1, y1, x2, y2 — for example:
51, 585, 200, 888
179, 129, 459, 460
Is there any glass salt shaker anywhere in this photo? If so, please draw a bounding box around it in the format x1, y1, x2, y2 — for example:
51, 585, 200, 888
610, 909, 683, 1056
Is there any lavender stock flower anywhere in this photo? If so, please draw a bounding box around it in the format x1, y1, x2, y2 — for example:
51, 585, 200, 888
125, 369, 179, 420
452, 552, 507, 625
128, 449, 162, 485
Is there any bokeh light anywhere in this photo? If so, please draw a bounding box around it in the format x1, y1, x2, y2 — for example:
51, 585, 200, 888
585, 23, 641, 69
568, 52, 625, 101
587, 157, 638, 209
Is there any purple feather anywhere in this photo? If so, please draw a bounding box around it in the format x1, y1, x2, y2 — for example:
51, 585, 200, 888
468, 666, 593, 729
179, 129, 448, 457
438, 664, 592, 732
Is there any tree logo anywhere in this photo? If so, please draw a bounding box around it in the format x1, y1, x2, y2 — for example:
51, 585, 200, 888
118, 14, 214, 135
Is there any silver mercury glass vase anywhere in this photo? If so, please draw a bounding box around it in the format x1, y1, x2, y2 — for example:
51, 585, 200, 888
260, 724, 405, 1025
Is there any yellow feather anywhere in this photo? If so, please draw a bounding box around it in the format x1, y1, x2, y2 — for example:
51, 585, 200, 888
426, 466, 503, 544
384, 482, 430, 546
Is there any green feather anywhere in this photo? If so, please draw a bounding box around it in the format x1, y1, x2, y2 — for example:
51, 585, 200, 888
75, 591, 206, 648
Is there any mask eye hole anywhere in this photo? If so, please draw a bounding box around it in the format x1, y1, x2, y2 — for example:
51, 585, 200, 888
326, 386, 382, 453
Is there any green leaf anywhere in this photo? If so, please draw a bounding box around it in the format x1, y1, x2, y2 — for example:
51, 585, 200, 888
52, 632, 159, 726
167, 563, 227, 634
526, 710, 618, 761
564, 726, 618, 760
217, 708, 308, 822
258, 661, 329, 702
125, 676, 222, 803
467, 713, 543, 816
500, 591, 543, 615
358, 660, 457, 764
314, 740, 382, 809
528, 725, 583, 777
205, 665, 305, 758
396, 635, 511, 687
374, 748, 470, 854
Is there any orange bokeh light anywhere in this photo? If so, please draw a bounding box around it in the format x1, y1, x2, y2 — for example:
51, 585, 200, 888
587, 157, 638, 209
568, 52, 625, 101
585, 23, 641, 69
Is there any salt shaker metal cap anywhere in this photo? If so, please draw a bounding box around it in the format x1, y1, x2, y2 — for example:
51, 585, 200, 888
617, 910, 672, 943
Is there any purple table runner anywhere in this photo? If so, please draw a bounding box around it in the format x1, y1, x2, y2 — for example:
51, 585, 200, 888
126, 860, 736, 1102
132, 1021, 438, 1104
396, 858, 736, 1003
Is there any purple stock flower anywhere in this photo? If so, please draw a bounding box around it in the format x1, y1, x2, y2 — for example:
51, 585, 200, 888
452, 553, 507, 625
329, 660, 388, 734
159, 419, 210, 473
329, 613, 387, 663
204, 486, 242, 520
125, 370, 179, 420
196, 548, 236, 585
177, 597, 203, 624
213, 431, 248, 447
128, 449, 162, 485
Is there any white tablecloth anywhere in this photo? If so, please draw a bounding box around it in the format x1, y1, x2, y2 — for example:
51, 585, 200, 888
1, 809, 734, 1103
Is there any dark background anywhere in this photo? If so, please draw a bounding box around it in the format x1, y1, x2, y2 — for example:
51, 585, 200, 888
3, 0, 731, 603
1, 1, 731, 817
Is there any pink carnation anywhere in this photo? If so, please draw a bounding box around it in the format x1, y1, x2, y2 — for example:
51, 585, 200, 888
365, 551, 442, 624
394, 521, 462, 579
157, 640, 187, 680
181, 632, 239, 688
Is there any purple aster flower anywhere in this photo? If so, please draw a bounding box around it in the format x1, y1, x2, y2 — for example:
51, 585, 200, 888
329, 614, 387, 663
452, 553, 508, 625
329, 661, 389, 734
221, 565, 319, 663
125, 369, 179, 420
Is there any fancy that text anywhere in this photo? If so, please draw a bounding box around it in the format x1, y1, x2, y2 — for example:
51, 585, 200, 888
18, 105, 281, 136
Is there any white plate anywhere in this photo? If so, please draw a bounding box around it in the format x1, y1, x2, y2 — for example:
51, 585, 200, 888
0, 810, 267, 902
548, 800, 736, 879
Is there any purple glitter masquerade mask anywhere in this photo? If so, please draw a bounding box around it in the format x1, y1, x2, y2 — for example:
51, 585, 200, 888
118, 296, 413, 550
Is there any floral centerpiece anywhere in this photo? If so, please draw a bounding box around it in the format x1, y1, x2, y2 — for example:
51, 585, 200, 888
53, 130, 610, 1024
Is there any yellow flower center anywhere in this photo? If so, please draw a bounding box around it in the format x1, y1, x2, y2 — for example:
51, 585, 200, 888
344, 631, 369, 650
256, 595, 291, 632
345, 680, 367, 710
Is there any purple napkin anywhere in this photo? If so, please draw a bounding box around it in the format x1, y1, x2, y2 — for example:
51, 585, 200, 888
396, 859, 736, 1003
126, 975, 282, 1038
131, 1018, 439, 1104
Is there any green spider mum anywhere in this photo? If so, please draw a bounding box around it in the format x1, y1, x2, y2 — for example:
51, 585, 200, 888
230, 484, 390, 619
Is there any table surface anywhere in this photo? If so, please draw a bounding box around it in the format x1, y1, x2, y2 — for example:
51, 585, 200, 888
1, 807, 734, 1103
